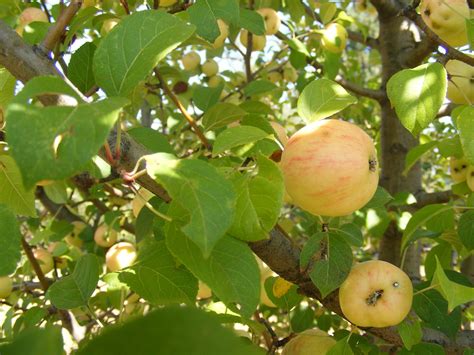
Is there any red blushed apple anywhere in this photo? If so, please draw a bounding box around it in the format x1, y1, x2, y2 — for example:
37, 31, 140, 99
339, 260, 413, 328
280, 119, 378, 217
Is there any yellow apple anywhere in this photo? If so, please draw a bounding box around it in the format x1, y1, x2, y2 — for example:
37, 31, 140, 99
106, 242, 137, 272
321, 23, 347, 53
101, 18, 120, 36
33, 248, 54, 274
466, 165, 474, 191
449, 156, 469, 182
159, 0, 178, 6
0, 276, 13, 299
240, 30, 267, 51
132, 188, 154, 218
94, 224, 118, 248
270, 121, 288, 146
212, 19, 229, 49
202, 59, 219, 77
339, 260, 413, 328
208, 75, 224, 88
420, 0, 470, 47
282, 329, 336, 355
280, 119, 379, 217
267, 71, 282, 83
197, 281, 212, 299
257, 8, 281, 35
446, 58, 474, 105
19, 7, 48, 26
181, 51, 201, 71
65, 221, 86, 248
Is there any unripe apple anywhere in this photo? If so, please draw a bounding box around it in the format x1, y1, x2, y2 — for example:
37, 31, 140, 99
132, 188, 154, 218
33, 248, 54, 274
208, 75, 224, 88
101, 18, 120, 36
82, 0, 97, 8
19, 7, 48, 26
240, 30, 267, 51
339, 260, 413, 328
201, 59, 219, 77
267, 71, 282, 83
197, 281, 212, 299
281, 119, 379, 217
466, 165, 474, 191
321, 23, 347, 53
181, 51, 201, 71
0, 276, 13, 299
449, 156, 469, 183
283, 65, 298, 82
446, 58, 474, 105
65, 221, 86, 248
231, 72, 246, 86
94, 224, 118, 248
257, 8, 281, 35
106, 242, 137, 272
159, 0, 178, 6
420, 0, 470, 47
212, 19, 229, 49
270, 121, 288, 146
282, 329, 336, 355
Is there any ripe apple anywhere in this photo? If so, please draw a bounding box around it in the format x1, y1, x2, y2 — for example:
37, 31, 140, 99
94, 224, 118, 248
159, 0, 178, 6
339, 260, 413, 328
446, 58, 474, 105
466, 165, 474, 191
240, 30, 267, 51
257, 8, 281, 35
106, 242, 137, 272
101, 18, 120, 36
181, 51, 201, 71
280, 119, 379, 217
449, 156, 469, 182
132, 188, 154, 218
0, 276, 13, 299
201, 59, 219, 77
197, 281, 212, 299
270, 121, 288, 146
321, 23, 347, 53
19, 7, 48, 26
267, 71, 282, 83
212, 19, 229, 49
65, 221, 86, 248
33, 248, 54, 274
208, 75, 224, 88
282, 329, 336, 355
420, 0, 470, 47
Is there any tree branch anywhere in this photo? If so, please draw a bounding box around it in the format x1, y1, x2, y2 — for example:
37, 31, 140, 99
336, 77, 386, 101
347, 30, 379, 49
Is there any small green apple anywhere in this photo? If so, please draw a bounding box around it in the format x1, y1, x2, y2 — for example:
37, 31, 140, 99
212, 19, 229, 49
449, 156, 469, 183
0, 276, 13, 299
181, 51, 201, 71
257, 8, 281, 35
240, 30, 266, 51
106, 242, 137, 272
202, 59, 219, 77
321, 23, 347, 53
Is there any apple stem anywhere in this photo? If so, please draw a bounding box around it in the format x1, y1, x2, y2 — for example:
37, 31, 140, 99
413, 284, 439, 296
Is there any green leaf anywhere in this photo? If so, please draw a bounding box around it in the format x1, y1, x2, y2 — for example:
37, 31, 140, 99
309, 232, 353, 298
0, 326, 63, 355
398, 343, 445, 355
6, 78, 128, 188
458, 210, 474, 251
432, 258, 474, 312
363, 186, 393, 209
228, 155, 284, 242
337, 224, 363, 247
202, 103, 247, 131
0, 67, 16, 107
188, 0, 239, 42
127, 127, 174, 154
239, 8, 265, 35
0, 204, 21, 276
287, 38, 310, 57
119, 240, 198, 305
46, 254, 101, 309
166, 206, 260, 318
0, 155, 36, 217
67, 42, 96, 94
77, 306, 264, 355
424, 242, 453, 280
398, 319, 422, 351
264, 277, 303, 310
239, 101, 273, 116
193, 85, 223, 111
403, 141, 437, 175
386, 63, 447, 136
213, 126, 270, 155
327, 335, 353, 355
297, 78, 357, 123
290, 304, 315, 333
145, 153, 235, 257
243, 80, 278, 96
402, 204, 454, 249
456, 106, 474, 165
94, 11, 195, 96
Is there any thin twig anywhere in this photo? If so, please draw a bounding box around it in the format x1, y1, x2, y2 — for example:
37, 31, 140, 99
336, 77, 386, 101
119, 0, 130, 14
21, 237, 50, 290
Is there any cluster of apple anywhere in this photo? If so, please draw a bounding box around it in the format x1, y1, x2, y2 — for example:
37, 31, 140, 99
181, 53, 224, 88
450, 156, 474, 190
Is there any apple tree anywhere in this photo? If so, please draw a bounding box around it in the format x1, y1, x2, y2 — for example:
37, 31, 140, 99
0, 0, 473, 354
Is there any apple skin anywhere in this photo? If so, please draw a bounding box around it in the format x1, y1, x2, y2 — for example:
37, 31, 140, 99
282, 329, 336, 355
0, 276, 13, 299
19, 7, 48, 26
181, 51, 201, 71
106, 242, 137, 272
101, 18, 120, 36
94, 224, 118, 248
449, 157, 469, 183
197, 281, 212, 299
33, 248, 54, 274
339, 260, 413, 328
280, 119, 379, 217
283, 66, 298, 82
466, 165, 474, 191
65, 221, 86, 248
446, 58, 474, 105
321, 23, 347, 53
212, 19, 229, 48
240, 30, 267, 51
257, 8, 281, 35
159, 0, 178, 6
420, 0, 470, 47
202, 59, 219, 77
208, 75, 224, 88
267, 71, 282, 83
